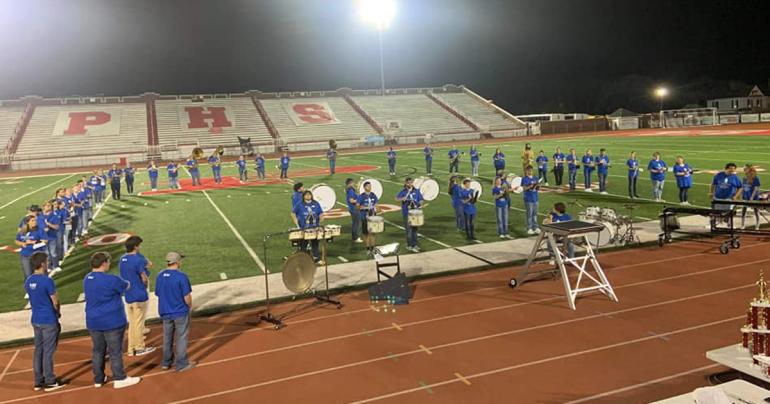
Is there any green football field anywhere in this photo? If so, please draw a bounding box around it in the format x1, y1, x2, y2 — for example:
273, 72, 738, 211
1, 132, 768, 313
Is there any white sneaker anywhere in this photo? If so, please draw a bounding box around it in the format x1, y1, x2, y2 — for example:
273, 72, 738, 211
600, 191, 608, 195
94, 376, 107, 388
544, 183, 550, 186
24, 293, 29, 300
584, 188, 593, 192
354, 238, 363, 243
527, 229, 535, 235
114, 376, 141, 389
534, 228, 541, 234
499, 235, 506, 239
128, 347, 156, 357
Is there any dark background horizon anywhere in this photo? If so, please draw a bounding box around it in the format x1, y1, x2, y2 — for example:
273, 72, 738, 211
0, 0, 767, 115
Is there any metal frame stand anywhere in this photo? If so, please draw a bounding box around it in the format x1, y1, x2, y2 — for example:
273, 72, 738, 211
258, 233, 284, 330
314, 240, 342, 308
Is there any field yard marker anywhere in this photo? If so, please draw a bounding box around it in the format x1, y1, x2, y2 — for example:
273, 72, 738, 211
201, 190, 266, 273
219, 273, 228, 280
635, 216, 653, 221
0, 173, 77, 211
392, 323, 402, 331
454, 372, 471, 386
0, 350, 20, 383
76, 293, 85, 302
337, 256, 349, 263
419, 345, 432, 355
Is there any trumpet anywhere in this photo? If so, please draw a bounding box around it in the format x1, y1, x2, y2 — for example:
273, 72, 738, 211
212, 145, 224, 157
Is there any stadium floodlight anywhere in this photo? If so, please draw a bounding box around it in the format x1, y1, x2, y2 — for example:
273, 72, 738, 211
356, 0, 396, 96
655, 87, 668, 111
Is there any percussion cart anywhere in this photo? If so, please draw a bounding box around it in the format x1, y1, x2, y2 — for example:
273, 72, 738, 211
658, 201, 746, 254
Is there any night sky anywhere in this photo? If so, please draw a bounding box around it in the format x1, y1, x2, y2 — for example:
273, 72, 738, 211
0, 0, 767, 114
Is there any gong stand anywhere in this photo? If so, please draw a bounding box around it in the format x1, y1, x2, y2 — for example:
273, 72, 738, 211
314, 237, 342, 308
258, 231, 286, 330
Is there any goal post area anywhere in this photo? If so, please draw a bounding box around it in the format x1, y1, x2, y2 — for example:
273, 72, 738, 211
658, 107, 718, 128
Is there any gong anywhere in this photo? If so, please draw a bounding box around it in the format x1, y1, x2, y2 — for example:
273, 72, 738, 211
282, 252, 318, 294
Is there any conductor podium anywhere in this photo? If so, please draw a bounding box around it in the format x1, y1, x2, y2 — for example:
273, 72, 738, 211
509, 220, 618, 310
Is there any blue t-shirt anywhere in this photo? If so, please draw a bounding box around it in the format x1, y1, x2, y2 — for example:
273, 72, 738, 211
357, 192, 378, 217
326, 149, 337, 160
470, 149, 480, 162
148, 165, 159, 179
743, 177, 761, 200
236, 159, 247, 172
581, 155, 594, 171
596, 155, 610, 174
280, 156, 290, 168
345, 187, 359, 213
396, 187, 423, 215
567, 154, 578, 170
124, 167, 135, 179
460, 188, 477, 215
119, 253, 149, 303
208, 156, 221, 171
521, 175, 539, 203
292, 191, 303, 209
167, 163, 178, 178
16, 229, 46, 257
255, 157, 265, 168
450, 183, 463, 208
387, 151, 396, 161
448, 149, 459, 160
553, 153, 565, 168
627, 159, 639, 178
648, 159, 668, 181
536, 156, 548, 171
712, 172, 742, 200
43, 212, 61, 240
25, 274, 58, 325
186, 159, 199, 173
673, 163, 693, 188
493, 186, 509, 208
293, 201, 323, 229
493, 152, 505, 169
551, 212, 572, 222
89, 175, 100, 189
55, 208, 68, 232
83, 272, 129, 331
155, 269, 192, 320
424, 147, 433, 161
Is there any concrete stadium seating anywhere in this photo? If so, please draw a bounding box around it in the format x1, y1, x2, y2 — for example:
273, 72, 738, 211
260, 97, 377, 142
436, 92, 524, 131
352, 94, 471, 135
0, 108, 23, 152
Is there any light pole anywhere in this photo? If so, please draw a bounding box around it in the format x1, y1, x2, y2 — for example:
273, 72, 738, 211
655, 87, 668, 111
357, 0, 396, 96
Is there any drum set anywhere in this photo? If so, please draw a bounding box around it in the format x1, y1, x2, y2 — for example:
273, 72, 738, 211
576, 202, 640, 247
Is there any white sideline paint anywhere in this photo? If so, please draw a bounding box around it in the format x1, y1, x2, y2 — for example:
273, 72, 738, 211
76, 293, 84, 302
202, 190, 266, 272
219, 273, 228, 280
0, 173, 77, 211
337, 256, 349, 263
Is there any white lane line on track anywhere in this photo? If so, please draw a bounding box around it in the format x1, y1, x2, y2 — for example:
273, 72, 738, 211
0, 173, 78, 211
0, 350, 20, 383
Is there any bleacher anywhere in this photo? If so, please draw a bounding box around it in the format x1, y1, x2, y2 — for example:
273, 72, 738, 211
352, 93, 472, 135
437, 92, 524, 131
0, 107, 23, 152
155, 97, 272, 148
260, 96, 377, 142
14, 103, 148, 160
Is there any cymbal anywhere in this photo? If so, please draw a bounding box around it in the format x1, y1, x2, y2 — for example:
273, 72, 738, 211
282, 252, 317, 294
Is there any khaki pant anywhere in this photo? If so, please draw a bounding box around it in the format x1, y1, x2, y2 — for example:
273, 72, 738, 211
126, 301, 148, 353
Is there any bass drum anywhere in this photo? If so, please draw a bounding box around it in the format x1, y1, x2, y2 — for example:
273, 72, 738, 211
310, 184, 337, 212
509, 176, 523, 194
469, 180, 483, 199
358, 178, 383, 200
417, 177, 440, 201
589, 221, 616, 248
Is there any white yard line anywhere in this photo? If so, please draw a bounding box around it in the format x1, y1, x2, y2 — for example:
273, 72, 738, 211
201, 189, 266, 272
219, 272, 228, 280
337, 256, 349, 263
0, 173, 78, 211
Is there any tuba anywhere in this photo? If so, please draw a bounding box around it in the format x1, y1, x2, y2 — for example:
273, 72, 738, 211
329, 139, 337, 150
191, 147, 205, 160
214, 145, 224, 156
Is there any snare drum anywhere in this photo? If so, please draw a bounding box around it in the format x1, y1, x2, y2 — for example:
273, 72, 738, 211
408, 209, 425, 227
367, 215, 385, 233
601, 208, 617, 222
585, 206, 601, 219
310, 184, 337, 212
324, 224, 342, 238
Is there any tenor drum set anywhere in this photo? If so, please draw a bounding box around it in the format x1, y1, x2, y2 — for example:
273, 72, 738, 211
576, 203, 640, 247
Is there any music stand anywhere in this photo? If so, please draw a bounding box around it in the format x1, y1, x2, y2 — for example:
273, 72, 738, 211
509, 220, 618, 310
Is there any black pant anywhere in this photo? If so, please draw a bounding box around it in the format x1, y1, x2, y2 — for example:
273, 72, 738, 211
538, 168, 548, 184
628, 176, 638, 197
111, 180, 121, 200
126, 179, 134, 195
553, 166, 564, 186
464, 212, 475, 240
68, 215, 79, 244
678, 187, 689, 202
299, 240, 320, 261
449, 160, 459, 173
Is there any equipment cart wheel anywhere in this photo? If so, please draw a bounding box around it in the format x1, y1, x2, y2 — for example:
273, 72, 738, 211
719, 243, 730, 255
731, 239, 741, 249
508, 278, 518, 289
658, 236, 665, 247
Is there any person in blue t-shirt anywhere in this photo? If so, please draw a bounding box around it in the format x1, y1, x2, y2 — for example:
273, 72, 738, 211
566, 148, 579, 191
386, 148, 397, 176
647, 152, 668, 201
521, 166, 541, 234
326, 147, 337, 175
54, 199, 69, 267
626, 151, 641, 199
493, 148, 506, 173
449, 176, 465, 231
147, 161, 159, 191
396, 178, 424, 252
155, 251, 196, 373
492, 176, 511, 239
186, 156, 201, 186
119, 236, 156, 357
581, 149, 595, 192
97, 169, 108, 203
236, 155, 248, 183
25, 252, 65, 392
460, 179, 478, 241
255, 153, 266, 179
279, 151, 290, 179
448, 146, 460, 174
107, 163, 122, 200
536, 150, 549, 186
292, 191, 326, 262
469, 145, 481, 177
423, 145, 433, 174
710, 163, 742, 206
124, 163, 135, 195
552, 147, 565, 186
89, 170, 103, 204
83, 252, 141, 389
672, 156, 694, 205
207, 154, 222, 184
166, 161, 179, 190
291, 183, 305, 210
741, 165, 762, 230
546, 202, 575, 260
595, 148, 610, 194
41, 201, 61, 272
358, 181, 380, 254
345, 178, 362, 243
15, 215, 47, 282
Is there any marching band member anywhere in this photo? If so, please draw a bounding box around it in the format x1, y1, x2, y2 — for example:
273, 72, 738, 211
124, 163, 135, 195
449, 176, 465, 231
54, 199, 68, 269
596, 148, 610, 194
97, 170, 107, 202
460, 179, 478, 241
358, 181, 379, 255
89, 171, 102, 204
16, 215, 47, 281
208, 153, 222, 184
236, 155, 248, 183
521, 143, 534, 172
521, 165, 541, 235
552, 147, 565, 186
710, 163, 742, 206
536, 150, 549, 186
673, 155, 693, 205
107, 163, 122, 200
492, 177, 511, 239
345, 179, 362, 243
387, 147, 397, 176
255, 153, 266, 180
292, 183, 305, 210
396, 177, 424, 253
147, 161, 159, 191
291, 191, 325, 263
647, 151, 668, 202
626, 151, 641, 199
741, 164, 761, 229
493, 147, 506, 173
448, 145, 460, 173
279, 151, 290, 179
544, 202, 575, 260
186, 156, 201, 186
41, 201, 61, 272
166, 161, 179, 190
566, 148, 579, 191
326, 147, 337, 175
424, 144, 433, 174
581, 149, 595, 192
469, 145, 480, 177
